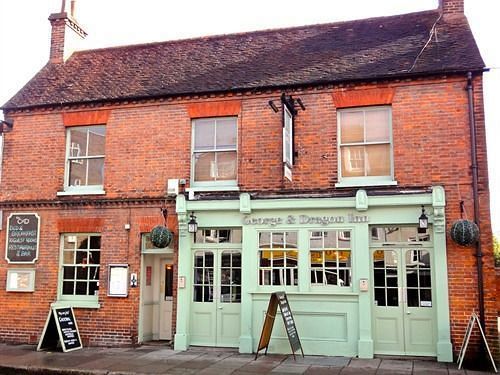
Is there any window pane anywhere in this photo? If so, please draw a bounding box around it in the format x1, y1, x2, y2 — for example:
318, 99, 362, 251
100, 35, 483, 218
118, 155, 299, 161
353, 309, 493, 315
63, 251, 75, 264
286, 232, 298, 248
88, 157, 104, 185
63, 266, 75, 279
366, 144, 390, 176
69, 128, 88, 157
194, 152, 216, 181
341, 146, 365, 177
338, 231, 350, 247
365, 109, 390, 142
340, 111, 364, 143
324, 231, 337, 248
407, 288, 419, 307
216, 151, 237, 180
215, 118, 237, 150
194, 119, 215, 150
87, 126, 106, 156
374, 288, 386, 306
69, 159, 88, 186
63, 281, 74, 295
310, 251, 323, 266
259, 232, 271, 248
89, 236, 101, 249
387, 288, 399, 306
272, 232, 285, 248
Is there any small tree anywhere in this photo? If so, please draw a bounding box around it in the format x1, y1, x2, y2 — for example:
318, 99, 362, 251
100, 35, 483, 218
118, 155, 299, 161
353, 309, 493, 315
494, 235, 500, 267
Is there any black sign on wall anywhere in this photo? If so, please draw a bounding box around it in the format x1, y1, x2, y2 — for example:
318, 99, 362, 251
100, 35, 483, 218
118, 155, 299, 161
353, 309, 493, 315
38, 307, 82, 352
5, 213, 40, 263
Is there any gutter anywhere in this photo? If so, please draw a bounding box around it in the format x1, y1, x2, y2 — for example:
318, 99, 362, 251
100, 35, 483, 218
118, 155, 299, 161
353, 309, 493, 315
466, 71, 485, 329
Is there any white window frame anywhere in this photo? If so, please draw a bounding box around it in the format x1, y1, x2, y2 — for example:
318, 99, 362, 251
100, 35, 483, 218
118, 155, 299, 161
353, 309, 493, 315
59, 125, 106, 196
190, 117, 238, 190
258, 231, 298, 288
336, 106, 396, 187
56, 233, 101, 308
309, 230, 352, 289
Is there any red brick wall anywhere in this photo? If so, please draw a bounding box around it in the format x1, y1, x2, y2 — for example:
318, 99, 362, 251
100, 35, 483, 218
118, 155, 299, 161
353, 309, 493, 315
0, 204, 177, 346
0, 74, 495, 356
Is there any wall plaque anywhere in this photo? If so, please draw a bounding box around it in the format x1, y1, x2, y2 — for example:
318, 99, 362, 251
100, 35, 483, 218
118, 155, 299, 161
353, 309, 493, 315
5, 213, 40, 264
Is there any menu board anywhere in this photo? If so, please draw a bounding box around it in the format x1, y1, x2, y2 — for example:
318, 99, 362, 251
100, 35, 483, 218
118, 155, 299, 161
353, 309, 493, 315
255, 291, 304, 360
38, 307, 82, 352
5, 213, 40, 263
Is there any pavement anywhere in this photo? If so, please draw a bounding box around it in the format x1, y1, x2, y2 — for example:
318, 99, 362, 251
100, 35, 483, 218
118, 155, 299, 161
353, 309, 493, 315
0, 343, 497, 375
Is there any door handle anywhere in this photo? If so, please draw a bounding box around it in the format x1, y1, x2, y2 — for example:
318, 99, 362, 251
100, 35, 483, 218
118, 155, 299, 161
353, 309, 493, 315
218, 306, 223, 310
406, 310, 411, 315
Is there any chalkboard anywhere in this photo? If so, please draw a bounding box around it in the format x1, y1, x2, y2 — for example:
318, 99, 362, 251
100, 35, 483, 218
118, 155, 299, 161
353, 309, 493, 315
38, 307, 82, 352
255, 292, 304, 360
5, 213, 40, 263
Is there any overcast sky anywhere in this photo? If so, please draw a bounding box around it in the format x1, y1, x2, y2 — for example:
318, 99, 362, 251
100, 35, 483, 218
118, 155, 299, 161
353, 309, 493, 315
0, 0, 498, 234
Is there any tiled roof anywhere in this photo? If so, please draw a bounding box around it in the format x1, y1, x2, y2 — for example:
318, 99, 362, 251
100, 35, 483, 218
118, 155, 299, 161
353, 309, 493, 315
2, 10, 484, 110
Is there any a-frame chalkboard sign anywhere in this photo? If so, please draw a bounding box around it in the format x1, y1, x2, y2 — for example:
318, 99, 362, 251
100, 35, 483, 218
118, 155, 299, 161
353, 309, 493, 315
457, 312, 497, 372
37, 306, 82, 353
255, 291, 304, 360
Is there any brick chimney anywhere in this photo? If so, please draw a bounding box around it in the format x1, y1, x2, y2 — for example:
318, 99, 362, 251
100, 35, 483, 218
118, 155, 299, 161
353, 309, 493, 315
48, 0, 87, 64
438, 0, 464, 17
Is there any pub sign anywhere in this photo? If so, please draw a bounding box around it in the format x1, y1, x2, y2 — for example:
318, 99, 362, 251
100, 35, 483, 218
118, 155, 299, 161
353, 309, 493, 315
5, 213, 40, 264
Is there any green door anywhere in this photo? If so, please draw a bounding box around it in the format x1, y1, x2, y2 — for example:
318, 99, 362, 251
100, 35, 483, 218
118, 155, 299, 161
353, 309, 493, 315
372, 248, 436, 356
190, 249, 241, 347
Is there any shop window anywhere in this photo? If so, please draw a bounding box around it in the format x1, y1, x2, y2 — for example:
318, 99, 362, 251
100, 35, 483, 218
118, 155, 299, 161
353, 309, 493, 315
64, 125, 106, 193
337, 106, 393, 186
191, 117, 237, 187
259, 231, 298, 286
195, 228, 242, 244
370, 226, 431, 243
59, 234, 101, 305
310, 230, 351, 287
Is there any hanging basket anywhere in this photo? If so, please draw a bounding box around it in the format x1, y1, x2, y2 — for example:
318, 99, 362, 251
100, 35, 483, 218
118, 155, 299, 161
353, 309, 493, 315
450, 219, 479, 246
150, 225, 173, 248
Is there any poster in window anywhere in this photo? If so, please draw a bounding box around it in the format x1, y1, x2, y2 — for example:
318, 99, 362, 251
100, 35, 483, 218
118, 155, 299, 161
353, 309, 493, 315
108, 264, 129, 297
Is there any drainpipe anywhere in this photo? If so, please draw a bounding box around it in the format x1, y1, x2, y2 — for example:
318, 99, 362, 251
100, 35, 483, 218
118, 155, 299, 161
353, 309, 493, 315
466, 71, 485, 330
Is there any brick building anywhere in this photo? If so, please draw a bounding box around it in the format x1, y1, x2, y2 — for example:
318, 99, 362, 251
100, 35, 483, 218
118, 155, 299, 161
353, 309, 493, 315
0, 0, 495, 362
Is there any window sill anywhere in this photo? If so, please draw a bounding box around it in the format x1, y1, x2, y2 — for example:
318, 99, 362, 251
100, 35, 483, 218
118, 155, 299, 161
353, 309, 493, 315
186, 186, 240, 192
57, 189, 106, 196
335, 180, 398, 188
51, 300, 101, 309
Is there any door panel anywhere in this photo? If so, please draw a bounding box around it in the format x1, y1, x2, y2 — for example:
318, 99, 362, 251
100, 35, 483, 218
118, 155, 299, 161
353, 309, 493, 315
190, 249, 241, 347
159, 262, 173, 340
372, 248, 436, 356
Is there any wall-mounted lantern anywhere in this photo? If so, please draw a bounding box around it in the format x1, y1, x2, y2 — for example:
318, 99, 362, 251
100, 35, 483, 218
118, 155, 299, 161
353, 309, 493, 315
188, 212, 198, 234
418, 205, 428, 233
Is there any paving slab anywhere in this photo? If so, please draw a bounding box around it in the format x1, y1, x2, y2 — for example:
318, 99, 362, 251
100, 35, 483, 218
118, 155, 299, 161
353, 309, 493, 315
271, 364, 310, 373
378, 359, 414, 373
304, 365, 342, 374
284, 355, 350, 367
347, 358, 381, 369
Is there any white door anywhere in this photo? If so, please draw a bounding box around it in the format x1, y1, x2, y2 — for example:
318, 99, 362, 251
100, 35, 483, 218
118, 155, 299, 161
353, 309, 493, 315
190, 250, 241, 347
159, 260, 174, 340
